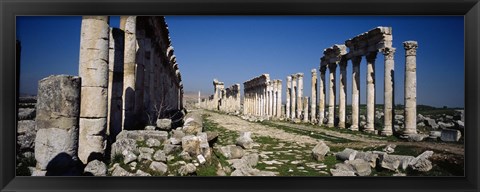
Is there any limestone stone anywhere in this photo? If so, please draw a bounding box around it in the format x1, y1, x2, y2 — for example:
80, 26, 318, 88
153, 150, 167, 162
218, 145, 245, 159
35, 75, 81, 129
135, 169, 152, 176
149, 161, 168, 174
365, 52, 377, 132
336, 148, 358, 161
156, 118, 172, 130
84, 160, 107, 176
236, 131, 254, 149
379, 154, 414, 171
348, 159, 371, 176
311, 141, 330, 161
355, 151, 379, 168
137, 152, 153, 162
351, 56, 361, 130
183, 113, 203, 135
110, 138, 138, 159
111, 165, 134, 176
146, 138, 161, 147
178, 163, 196, 176
382, 47, 396, 136
403, 41, 418, 135
181, 135, 201, 156
440, 129, 462, 142
79, 87, 108, 118
116, 130, 168, 143
34, 127, 78, 170
122, 150, 137, 164
163, 144, 181, 155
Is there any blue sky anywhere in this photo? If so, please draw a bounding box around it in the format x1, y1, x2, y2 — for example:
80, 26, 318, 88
16, 16, 464, 108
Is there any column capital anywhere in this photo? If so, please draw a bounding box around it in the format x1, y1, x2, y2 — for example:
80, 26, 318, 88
403, 41, 418, 56
381, 47, 396, 60
291, 74, 298, 80
311, 68, 317, 75
296, 73, 304, 78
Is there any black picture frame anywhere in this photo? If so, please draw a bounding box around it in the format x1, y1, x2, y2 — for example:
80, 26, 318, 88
1, 0, 479, 192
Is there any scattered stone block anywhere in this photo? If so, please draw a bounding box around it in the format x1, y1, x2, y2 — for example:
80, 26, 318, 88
311, 141, 330, 161
440, 129, 462, 142
84, 160, 107, 176
336, 148, 358, 161
149, 161, 168, 174
236, 132, 254, 149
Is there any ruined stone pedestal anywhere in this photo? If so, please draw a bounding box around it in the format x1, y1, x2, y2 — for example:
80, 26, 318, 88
34, 75, 81, 175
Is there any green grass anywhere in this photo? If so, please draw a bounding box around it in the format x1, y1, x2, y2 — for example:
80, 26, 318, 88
259, 121, 352, 143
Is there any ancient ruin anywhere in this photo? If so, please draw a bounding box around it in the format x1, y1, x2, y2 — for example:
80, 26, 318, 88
199, 79, 241, 114
33, 16, 184, 167
243, 74, 282, 119
313, 27, 397, 135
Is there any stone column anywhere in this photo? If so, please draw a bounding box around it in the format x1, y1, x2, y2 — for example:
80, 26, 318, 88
198, 91, 201, 105
351, 56, 361, 131
273, 80, 277, 117
268, 82, 273, 117
286, 76, 292, 119
303, 97, 309, 122
365, 52, 378, 133
311, 69, 317, 123
121, 16, 137, 130
277, 80, 282, 118
318, 66, 326, 126
403, 41, 418, 135
79, 16, 110, 163
35, 75, 81, 174
382, 47, 396, 136
291, 75, 297, 120
297, 73, 304, 119
338, 59, 347, 128
328, 63, 337, 127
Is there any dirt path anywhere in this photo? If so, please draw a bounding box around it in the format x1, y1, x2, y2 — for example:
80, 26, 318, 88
202, 110, 464, 156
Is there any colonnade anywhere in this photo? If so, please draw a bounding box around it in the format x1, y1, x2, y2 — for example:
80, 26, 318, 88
243, 74, 282, 118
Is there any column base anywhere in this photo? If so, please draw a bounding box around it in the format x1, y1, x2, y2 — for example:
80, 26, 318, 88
338, 122, 346, 129
349, 125, 359, 131
381, 127, 393, 136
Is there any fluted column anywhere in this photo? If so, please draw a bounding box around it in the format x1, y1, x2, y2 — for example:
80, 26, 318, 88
351, 56, 361, 131
382, 47, 396, 136
328, 63, 337, 127
311, 69, 317, 123
291, 75, 297, 120
78, 16, 110, 163
338, 59, 347, 128
277, 80, 282, 118
318, 66, 326, 126
403, 41, 418, 135
286, 76, 292, 119
297, 73, 304, 119
365, 52, 378, 133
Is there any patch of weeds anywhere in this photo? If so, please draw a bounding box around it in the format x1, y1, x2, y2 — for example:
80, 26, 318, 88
16, 154, 36, 176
